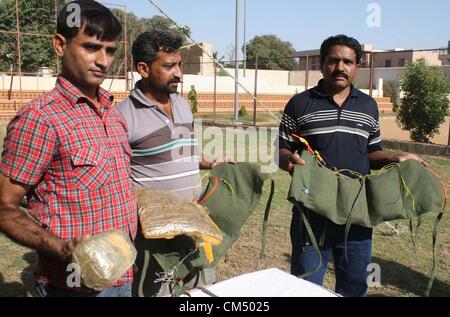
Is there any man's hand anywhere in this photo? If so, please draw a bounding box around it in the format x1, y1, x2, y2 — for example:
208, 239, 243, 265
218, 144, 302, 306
200, 155, 236, 170
210, 156, 237, 169
398, 152, 428, 167
57, 235, 91, 262
287, 152, 305, 176
278, 148, 305, 175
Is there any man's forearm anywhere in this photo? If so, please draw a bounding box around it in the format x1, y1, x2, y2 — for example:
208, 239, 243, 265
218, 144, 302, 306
0, 206, 66, 261
368, 150, 399, 170
199, 156, 213, 170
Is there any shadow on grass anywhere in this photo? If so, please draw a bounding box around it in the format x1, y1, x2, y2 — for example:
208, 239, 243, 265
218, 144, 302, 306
0, 251, 36, 297
370, 256, 450, 297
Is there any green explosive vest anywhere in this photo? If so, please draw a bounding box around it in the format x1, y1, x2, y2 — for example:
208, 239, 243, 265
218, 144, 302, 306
288, 150, 446, 296
138, 162, 274, 295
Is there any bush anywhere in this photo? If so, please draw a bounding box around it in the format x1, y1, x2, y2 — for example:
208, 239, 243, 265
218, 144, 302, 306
187, 85, 198, 114
383, 81, 397, 102
396, 58, 450, 143
238, 105, 247, 117
384, 81, 399, 113
217, 68, 229, 77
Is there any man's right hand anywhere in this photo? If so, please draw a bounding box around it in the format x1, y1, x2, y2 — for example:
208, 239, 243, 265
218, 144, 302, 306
57, 235, 91, 262
287, 152, 305, 176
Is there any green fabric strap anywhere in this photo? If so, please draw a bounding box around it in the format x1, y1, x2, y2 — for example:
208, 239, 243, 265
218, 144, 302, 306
260, 179, 275, 259
295, 202, 323, 279
138, 250, 151, 298
343, 179, 365, 261
425, 211, 444, 297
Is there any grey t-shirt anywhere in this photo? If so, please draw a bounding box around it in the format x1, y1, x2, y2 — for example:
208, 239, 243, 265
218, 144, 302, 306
116, 82, 200, 200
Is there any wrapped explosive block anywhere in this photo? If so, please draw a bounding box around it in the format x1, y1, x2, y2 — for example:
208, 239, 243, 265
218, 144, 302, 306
72, 230, 137, 291
136, 188, 223, 263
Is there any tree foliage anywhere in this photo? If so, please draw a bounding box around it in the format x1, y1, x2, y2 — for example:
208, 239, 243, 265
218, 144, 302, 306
0, 0, 191, 74
245, 35, 297, 70
187, 85, 198, 113
111, 9, 191, 74
0, 0, 66, 73
397, 58, 450, 143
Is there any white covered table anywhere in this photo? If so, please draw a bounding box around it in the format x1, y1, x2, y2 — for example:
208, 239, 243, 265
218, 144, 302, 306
186, 268, 340, 297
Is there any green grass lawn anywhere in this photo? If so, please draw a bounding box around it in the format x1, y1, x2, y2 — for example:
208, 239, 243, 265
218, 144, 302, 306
0, 124, 449, 297
194, 112, 281, 125
194, 111, 398, 126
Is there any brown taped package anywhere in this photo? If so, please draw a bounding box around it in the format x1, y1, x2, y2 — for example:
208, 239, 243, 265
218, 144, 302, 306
136, 188, 223, 262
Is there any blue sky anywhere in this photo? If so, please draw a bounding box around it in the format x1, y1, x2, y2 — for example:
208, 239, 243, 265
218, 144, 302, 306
105, 0, 450, 58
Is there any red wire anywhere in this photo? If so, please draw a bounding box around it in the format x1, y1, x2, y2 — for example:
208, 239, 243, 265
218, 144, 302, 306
197, 175, 219, 205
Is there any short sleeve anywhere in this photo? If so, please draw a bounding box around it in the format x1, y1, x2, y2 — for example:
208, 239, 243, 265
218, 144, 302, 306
0, 109, 56, 185
278, 97, 301, 152
368, 108, 382, 153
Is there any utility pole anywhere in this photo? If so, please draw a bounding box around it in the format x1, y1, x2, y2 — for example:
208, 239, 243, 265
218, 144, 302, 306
243, 0, 247, 78
234, 0, 240, 123
15, 0, 22, 92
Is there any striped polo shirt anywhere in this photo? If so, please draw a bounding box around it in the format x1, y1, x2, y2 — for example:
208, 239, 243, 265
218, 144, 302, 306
116, 81, 200, 199
279, 80, 382, 176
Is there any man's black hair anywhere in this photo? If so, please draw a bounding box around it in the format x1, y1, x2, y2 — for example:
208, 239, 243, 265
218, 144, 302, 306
320, 34, 362, 66
57, 0, 122, 42
132, 29, 183, 68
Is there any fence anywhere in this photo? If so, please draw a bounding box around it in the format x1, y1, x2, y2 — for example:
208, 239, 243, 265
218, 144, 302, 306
173, 55, 383, 130
0, 0, 130, 91
0, 1, 449, 145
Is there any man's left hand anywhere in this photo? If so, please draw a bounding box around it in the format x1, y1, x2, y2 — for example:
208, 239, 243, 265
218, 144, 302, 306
398, 152, 428, 167
211, 156, 237, 169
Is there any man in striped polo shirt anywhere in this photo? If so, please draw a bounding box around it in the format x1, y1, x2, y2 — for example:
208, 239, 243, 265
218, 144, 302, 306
277, 34, 425, 297
117, 30, 229, 296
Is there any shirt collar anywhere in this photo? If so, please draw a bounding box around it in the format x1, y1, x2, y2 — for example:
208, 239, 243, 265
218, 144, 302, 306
55, 76, 114, 108
312, 79, 360, 99
130, 80, 156, 107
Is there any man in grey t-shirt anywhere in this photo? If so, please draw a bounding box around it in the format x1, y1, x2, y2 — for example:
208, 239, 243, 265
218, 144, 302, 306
117, 29, 232, 297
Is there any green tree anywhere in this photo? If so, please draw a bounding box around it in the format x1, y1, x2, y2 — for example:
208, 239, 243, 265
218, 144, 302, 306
0, 1, 191, 75
396, 58, 450, 143
238, 105, 247, 117
245, 35, 297, 70
0, 0, 66, 73
188, 85, 198, 114
110, 10, 191, 75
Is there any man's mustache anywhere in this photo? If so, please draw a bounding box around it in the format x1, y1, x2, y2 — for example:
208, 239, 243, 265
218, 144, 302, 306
168, 78, 182, 84
332, 72, 348, 79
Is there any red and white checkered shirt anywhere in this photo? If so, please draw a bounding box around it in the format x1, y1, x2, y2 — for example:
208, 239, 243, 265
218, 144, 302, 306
0, 77, 137, 291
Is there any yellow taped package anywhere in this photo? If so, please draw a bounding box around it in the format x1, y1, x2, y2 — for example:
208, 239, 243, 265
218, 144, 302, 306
136, 188, 223, 263
72, 230, 137, 291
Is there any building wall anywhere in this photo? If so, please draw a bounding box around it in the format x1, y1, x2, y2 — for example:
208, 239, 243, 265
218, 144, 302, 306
412, 50, 446, 65
0, 74, 129, 92
180, 42, 215, 76
2, 66, 448, 98
181, 68, 303, 95
373, 51, 413, 68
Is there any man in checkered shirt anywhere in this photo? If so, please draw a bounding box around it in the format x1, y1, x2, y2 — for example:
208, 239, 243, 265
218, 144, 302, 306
0, 0, 137, 297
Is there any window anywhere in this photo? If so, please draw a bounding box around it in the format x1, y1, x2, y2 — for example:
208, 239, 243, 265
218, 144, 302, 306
385, 59, 392, 67
398, 58, 406, 67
